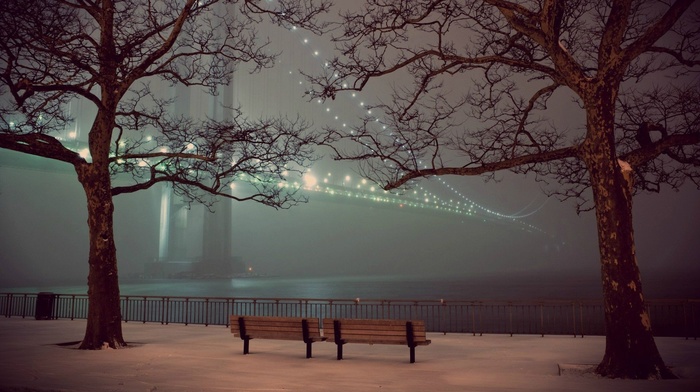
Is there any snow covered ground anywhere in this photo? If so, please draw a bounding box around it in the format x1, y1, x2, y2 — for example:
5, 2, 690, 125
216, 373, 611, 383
0, 318, 698, 391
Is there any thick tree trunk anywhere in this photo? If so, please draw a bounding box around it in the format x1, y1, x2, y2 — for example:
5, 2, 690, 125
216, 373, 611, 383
582, 104, 674, 379
75, 109, 126, 349
76, 164, 125, 349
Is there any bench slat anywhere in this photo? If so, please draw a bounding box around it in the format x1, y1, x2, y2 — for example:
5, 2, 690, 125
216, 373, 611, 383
235, 331, 324, 341
229, 315, 326, 358
322, 318, 431, 363
233, 325, 321, 333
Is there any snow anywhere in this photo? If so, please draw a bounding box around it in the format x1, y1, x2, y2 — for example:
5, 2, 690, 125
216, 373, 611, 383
1, 318, 698, 391
558, 39, 569, 54
618, 159, 633, 173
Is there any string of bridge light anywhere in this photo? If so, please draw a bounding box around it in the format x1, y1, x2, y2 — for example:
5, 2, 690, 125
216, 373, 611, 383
286, 26, 545, 231
435, 176, 548, 220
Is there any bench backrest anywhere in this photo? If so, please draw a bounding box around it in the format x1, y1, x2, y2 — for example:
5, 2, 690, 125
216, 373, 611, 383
230, 316, 322, 340
322, 318, 429, 345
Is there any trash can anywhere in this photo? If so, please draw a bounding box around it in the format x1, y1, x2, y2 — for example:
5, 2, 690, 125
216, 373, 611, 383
35, 292, 55, 320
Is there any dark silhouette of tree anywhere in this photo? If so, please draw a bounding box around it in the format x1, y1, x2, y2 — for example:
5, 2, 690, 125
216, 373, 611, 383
0, 0, 330, 349
307, 0, 699, 379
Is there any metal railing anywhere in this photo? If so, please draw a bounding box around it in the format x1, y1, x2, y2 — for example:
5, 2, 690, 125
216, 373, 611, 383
1, 293, 698, 338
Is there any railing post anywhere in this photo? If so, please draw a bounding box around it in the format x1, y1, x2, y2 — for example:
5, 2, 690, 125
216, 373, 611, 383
690, 302, 700, 340
226, 298, 232, 327
54, 294, 61, 320
185, 298, 189, 325
440, 299, 447, 335
508, 303, 513, 337
579, 302, 585, 338
205, 298, 210, 326
142, 296, 147, 324
21, 294, 27, 318
571, 302, 577, 338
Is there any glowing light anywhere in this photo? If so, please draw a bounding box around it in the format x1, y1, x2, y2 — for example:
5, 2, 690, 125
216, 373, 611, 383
303, 173, 318, 187
68, 131, 77, 139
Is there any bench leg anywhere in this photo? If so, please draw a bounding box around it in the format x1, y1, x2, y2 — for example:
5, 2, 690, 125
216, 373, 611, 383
409, 345, 415, 363
306, 342, 312, 359
243, 337, 250, 355
336, 342, 344, 360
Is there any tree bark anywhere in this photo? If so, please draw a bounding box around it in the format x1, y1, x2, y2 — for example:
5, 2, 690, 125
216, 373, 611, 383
582, 100, 674, 379
75, 111, 126, 350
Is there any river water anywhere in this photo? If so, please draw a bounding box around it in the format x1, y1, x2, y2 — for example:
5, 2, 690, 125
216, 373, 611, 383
2, 271, 696, 301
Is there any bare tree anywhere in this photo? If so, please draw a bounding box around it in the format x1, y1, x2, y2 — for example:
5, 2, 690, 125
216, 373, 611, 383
307, 0, 700, 379
0, 0, 330, 349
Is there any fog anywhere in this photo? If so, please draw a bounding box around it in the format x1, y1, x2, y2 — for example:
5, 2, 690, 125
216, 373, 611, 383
1, 148, 698, 299
0, 12, 698, 298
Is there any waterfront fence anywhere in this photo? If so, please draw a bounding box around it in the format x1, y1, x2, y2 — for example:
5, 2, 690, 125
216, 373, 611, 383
1, 293, 698, 338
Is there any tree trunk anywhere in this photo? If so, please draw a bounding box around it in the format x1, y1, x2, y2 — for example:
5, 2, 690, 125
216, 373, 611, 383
582, 104, 674, 379
75, 110, 126, 349
76, 164, 125, 349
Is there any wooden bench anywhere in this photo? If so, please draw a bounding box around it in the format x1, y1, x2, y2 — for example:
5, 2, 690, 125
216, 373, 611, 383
323, 318, 431, 363
230, 315, 326, 358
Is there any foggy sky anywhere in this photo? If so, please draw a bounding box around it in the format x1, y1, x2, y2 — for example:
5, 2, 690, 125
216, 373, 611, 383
0, 6, 699, 295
